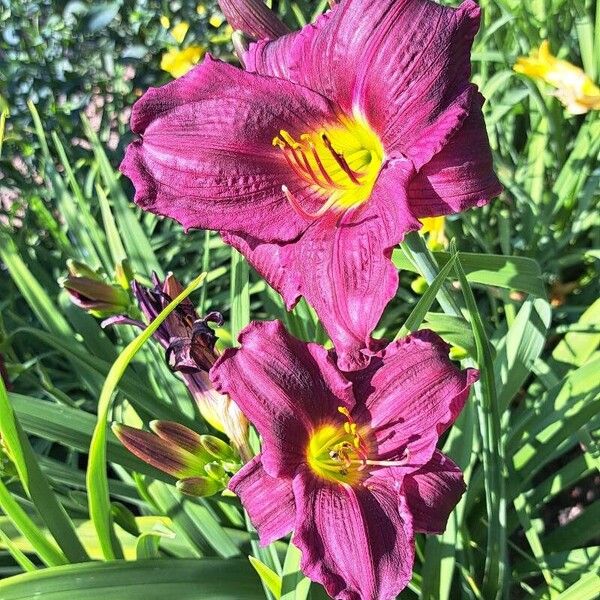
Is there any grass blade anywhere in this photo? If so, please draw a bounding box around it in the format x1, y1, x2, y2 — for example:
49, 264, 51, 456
0, 379, 89, 563
454, 252, 506, 599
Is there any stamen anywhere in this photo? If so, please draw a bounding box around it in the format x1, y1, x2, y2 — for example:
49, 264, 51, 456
321, 134, 361, 185
282, 185, 338, 221
297, 146, 329, 189
278, 147, 311, 182
273, 118, 384, 219
304, 138, 339, 189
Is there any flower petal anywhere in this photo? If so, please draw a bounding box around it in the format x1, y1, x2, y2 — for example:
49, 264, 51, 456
245, 0, 481, 167
403, 450, 465, 534
210, 321, 354, 476
293, 159, 419, 371
229, 456, 295, 545
220, 231, 301, 310
120, 55, 339, 241
293, 466, 414, 600
353, 330, 478, 466
407, 93, 502, 216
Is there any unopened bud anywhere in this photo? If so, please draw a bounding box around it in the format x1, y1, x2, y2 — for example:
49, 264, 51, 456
204, 461, 227, 482
176, 476, 222, 497
410, 276, 428, 295
62, 260, 130, 317
150, 420, 214, 464
112, 423, 205, 479
449, 345, 469, 360
199, 434, 236, 461
217, 0, 290, 41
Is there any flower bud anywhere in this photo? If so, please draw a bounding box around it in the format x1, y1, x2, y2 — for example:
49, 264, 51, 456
176, 476, 222, 497
449, 345, 469, 360
217, 0, 290, 41
410, 276, 428, 295
149, 420, 215, 464
61, 260, 130, 317
111, 423, 205, 479
204, 461, 227, 483
199, 434, 236, 461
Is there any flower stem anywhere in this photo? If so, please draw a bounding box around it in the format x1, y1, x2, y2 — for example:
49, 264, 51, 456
400, 231, 462, 317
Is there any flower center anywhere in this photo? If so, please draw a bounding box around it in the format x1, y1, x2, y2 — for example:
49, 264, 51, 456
306, 407, 370, 486
273, 115, 384, 220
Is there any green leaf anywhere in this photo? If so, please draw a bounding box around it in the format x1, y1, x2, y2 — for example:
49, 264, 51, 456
395, 254, 458, 339
393, 249, 546, 298
454, 252, 506, 599
0, 379, 88, 563
0, 559, 263, 599
0, 235, 72, 337
494, 298, 551, 411
82, 115, 162, 277
230, 248, 250, 342
281, 542, 310, 600
0, 525, 37, 572
87, 274, 206, 560
0, 480, 66, 568
249, 555, 282, 599
421, 313, 476, 358
554, 571, 600, 600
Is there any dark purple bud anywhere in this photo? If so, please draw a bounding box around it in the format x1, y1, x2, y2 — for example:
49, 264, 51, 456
217, 0, 290, 41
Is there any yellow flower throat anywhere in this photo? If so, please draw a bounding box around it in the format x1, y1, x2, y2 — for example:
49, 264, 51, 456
273, 116, 384, 219
307, 407, 370, 486
307, 407, 410, 486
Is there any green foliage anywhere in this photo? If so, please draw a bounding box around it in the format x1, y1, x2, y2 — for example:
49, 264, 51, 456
0, 0, 598, 598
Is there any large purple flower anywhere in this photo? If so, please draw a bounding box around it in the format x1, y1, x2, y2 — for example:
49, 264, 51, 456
211, 321, 477, 600
121, 0, 501, 370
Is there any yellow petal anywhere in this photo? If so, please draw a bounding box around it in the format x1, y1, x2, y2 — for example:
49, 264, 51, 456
170, 21, 190, 44
160, 46, 204, 79
419, 216, 447, 249
196, 3, 207, 15
160, 15, 170, 29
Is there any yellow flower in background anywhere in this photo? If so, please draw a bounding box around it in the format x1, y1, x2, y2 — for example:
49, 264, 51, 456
160, 15, 170, 29
160, 46, 204, 78
209, 24, 233, 45
209, 14, 225, 28
514, 41, 600, 114
419, 216, 447, 250
196, 3, 207, 16
170, 21, 190, 44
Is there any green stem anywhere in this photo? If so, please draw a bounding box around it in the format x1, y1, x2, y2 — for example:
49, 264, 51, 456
400, 231, 462, 317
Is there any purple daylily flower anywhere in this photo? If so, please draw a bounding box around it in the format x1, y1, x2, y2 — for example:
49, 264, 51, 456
121, 0, 501, 371
211, 321, 477, 600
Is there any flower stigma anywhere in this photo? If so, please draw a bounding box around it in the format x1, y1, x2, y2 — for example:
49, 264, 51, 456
273, 115, 384, 220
